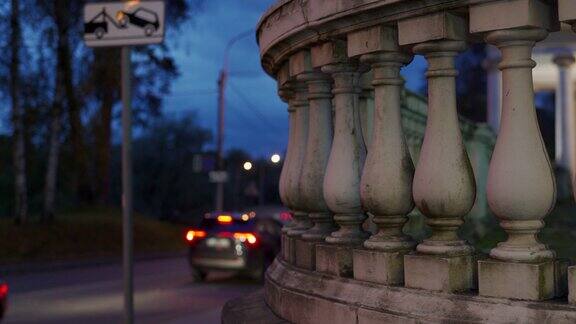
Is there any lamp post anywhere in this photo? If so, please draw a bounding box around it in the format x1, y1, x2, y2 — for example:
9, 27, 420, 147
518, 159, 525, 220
214, 30, 254, 212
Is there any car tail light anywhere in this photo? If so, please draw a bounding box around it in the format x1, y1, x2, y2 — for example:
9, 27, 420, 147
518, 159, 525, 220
185, 230, 206, 242
0, 283, 8, 299
280, 212, 292, 221
233, 232, 258, 245
217, 215, 233, 224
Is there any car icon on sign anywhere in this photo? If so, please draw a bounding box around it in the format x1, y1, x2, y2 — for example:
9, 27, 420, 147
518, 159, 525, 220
116, 7, 160, 36
84, 9, 109, 39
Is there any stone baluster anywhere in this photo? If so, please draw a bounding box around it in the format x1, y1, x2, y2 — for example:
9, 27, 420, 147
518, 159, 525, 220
471, 0, 560, 301
346, 25, 415, 285
558, 0, 576, 305
313, 40, 369, 278
399, 12, 476, 293
289, 50, 336, 270
283, 55, 312, 264
277, 64, 296, 262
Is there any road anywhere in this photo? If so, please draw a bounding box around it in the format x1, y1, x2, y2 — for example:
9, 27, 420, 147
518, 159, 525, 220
2, 257, 262, 324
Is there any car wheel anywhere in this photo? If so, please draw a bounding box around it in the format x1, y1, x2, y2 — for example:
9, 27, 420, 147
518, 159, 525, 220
190, 267, 207, 282
95, 28, 105, 39
144, 24, 156, 36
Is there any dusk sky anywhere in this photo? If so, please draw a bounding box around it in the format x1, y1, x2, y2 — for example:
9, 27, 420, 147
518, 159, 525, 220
161, 0, 426, 158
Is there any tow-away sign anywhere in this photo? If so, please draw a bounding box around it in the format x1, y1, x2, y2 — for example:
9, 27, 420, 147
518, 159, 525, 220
83, 1, 165, 47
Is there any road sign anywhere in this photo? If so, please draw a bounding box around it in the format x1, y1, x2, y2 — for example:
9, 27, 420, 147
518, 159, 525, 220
209, 171, 229, 183
83, 1, 165, 47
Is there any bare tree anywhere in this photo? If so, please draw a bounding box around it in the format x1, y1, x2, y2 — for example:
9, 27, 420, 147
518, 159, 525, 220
42, 0, 67, 221
10, 0, 28, 224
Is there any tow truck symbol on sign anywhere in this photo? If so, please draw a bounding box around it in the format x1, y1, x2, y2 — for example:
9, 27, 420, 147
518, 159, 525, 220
116, 8, 160, 36
84, 7, 161, 39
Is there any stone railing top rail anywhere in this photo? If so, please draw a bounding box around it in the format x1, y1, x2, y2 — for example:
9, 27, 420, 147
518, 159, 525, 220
256, 0, 557, 76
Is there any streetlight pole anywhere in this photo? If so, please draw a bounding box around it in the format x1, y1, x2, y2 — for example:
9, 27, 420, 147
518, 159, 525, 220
214, 29, 253, 212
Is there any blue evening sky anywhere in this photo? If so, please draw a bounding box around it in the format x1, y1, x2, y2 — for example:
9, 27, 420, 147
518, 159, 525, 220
164, 0, 426, 158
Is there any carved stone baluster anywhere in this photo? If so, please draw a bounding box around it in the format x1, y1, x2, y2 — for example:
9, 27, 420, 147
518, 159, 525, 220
347, 25, 415, 285
399, 12, 476, 293
283, 58, 312, 264
289, 50, 336, 270
558, 0, 576, 304
313, 40, 369, 278
277, 64, 297, 262
471, 0, 561, 301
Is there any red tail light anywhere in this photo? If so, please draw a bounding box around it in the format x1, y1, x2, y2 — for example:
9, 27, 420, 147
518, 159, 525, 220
185, 230, 206, 242
0, 283, 8, 299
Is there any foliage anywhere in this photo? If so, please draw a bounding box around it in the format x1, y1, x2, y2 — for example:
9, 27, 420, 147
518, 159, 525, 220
0, 207, 186, 264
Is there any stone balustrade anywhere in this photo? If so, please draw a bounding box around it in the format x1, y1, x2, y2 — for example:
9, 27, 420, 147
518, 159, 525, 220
252, 0, 576, 322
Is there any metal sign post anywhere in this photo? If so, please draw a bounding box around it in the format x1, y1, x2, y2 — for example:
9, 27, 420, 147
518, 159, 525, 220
121, 45, 134, 324
83, 2, 165, 323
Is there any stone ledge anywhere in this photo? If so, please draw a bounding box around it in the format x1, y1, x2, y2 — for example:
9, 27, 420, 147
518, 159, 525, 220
264, 258, 576, 324
222, 289, 288, 324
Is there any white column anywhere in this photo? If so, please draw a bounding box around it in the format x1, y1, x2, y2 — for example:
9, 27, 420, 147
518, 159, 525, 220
322, 61, 370, 245
412, 40, 476, 256
277, 65, 295, 234
553, 53, 576, 173
360, 51, 415, 252
485, 28, 555, 262
285, 81, 312, 236
299, 71, 336, 241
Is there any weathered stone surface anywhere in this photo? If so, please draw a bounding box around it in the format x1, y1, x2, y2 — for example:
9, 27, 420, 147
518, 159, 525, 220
289, 49, 313, 76
478, 259, 554, 301
347, 25, 398, 57
398, 12, 467, 46
311, 40, 349, 68
222, 289, 287, 324
316, 243, 356, 277
283, 235, 297, 264
353, 249, 406, 285
569, 266, 576, 304
559, 0, 576, 24
357, 308, 418, 324
470, 0, 552, 34
281, 233, 290, 261
265, 258, 576, 324
404, 253, 475, 292
294, 238, 316, 270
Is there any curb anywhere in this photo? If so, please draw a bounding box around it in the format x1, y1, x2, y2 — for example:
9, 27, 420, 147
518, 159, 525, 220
0, 250, 187, 276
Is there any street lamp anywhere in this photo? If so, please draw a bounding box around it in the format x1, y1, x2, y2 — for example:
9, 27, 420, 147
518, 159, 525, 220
270, 153, 281, 164
214, 29, 254, 212
243, 161, 253, 171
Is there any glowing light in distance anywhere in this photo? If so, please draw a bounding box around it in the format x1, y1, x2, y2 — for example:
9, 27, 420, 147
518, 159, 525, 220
217, 215, 233, 224
270, 154, 281, 163
241, 214, 249, 221
234, 232, 257, 244
185, 230, 206, 242
243, 161, 253, 171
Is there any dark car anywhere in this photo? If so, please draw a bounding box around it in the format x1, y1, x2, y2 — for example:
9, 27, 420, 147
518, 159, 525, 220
0, 280, 7, 321
117, 7, 160, 36
84, 9, 110, 39
186, 212, 281, 281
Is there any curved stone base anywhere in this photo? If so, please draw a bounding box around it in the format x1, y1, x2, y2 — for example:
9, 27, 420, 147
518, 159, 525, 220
264, 258, 576, 323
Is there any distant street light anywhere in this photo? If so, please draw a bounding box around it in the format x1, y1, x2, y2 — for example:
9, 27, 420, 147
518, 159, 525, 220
243, 161, 253, 171
270, 154, 281, 164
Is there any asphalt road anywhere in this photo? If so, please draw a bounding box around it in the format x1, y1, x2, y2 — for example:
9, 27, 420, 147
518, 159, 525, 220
2, 257, 262, 324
